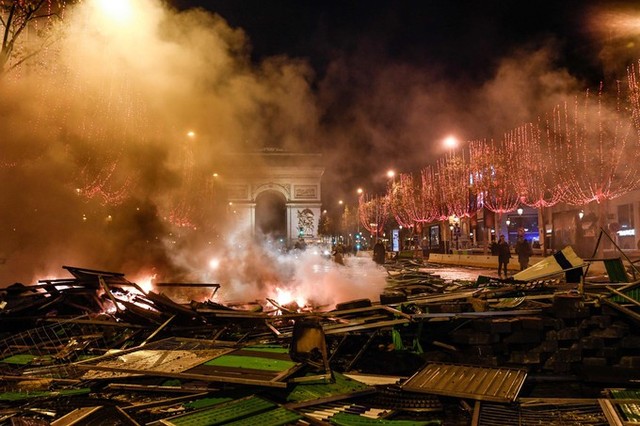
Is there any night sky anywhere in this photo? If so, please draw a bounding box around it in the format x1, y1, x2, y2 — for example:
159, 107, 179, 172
175, 1, 605, 81
169, 0, 640, 206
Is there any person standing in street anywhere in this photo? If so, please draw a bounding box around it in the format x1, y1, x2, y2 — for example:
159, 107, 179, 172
373, 240, 386, 265
497, 235, 511, 278
333, 243, 345, 265
515, 236, 533, 271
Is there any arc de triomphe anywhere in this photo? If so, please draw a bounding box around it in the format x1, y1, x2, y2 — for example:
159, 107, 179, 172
223, 150, 324, 245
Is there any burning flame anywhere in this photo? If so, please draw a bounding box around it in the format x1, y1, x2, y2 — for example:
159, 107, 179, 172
134, 274, 157, 294
273, 287, 307, 308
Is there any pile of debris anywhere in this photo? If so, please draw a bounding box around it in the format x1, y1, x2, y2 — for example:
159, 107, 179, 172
1, 250, 639, 425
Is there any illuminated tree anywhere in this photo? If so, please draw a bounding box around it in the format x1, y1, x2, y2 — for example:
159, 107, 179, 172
318, 212, 331, 237
340, 204, 358, 238
506, 122, 565, 208
548, 84, 640, 254
166, 133, 197, 228
552, 84, 640, 206
0, 0, 69, 74
387, 173, 417, 228
437, 149, 477, 218
628, 59, 640, 149
77, 158, 137, 206
416, 165, 443, 223
358, 193, 388, 241
470, 138, 520, 220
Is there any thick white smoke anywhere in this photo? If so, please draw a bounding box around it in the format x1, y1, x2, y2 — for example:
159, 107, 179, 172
0, 0, 318, 285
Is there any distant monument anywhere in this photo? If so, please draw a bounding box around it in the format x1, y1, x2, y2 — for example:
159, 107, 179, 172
223, 148, 324, 245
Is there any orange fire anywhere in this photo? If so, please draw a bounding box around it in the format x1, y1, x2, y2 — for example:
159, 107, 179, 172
272, 286, 307, 309
132, 273, 157, 294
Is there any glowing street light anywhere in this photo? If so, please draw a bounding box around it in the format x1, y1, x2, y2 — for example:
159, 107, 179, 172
94, 0, 134, 24
187, 131, 196, 138
517, 207, 524, 216
357, 188, 363, 195
386, 170, 395, 179
443, 135, 459, 150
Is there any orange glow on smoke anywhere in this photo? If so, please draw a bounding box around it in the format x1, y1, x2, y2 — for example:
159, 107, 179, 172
209, 257, 220, 270
134, 274, 157, 294
272, 287, 307, 308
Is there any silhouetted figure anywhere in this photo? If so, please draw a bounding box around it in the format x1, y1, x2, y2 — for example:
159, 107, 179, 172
373, 240, 386, 265
294, 238, 306, 251
515, 236, 533, 270
497, 235, 511, 277
490, 236, 499, 256
333, 243, 345, 265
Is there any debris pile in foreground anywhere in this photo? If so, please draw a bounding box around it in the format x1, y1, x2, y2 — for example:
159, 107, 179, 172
1, 255, 640, 425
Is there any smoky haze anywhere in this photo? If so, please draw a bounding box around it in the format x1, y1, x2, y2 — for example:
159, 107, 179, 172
0, 0, 319, 285
318, 42, 586, 198
0, 0, 628, 289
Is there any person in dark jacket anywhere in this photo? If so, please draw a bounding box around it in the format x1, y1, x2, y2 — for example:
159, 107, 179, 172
497, 235, 511, 277
373, 240, 386, 265
515, 236, 533, 270
489, 236, 499, 256
333, 243, 345, 265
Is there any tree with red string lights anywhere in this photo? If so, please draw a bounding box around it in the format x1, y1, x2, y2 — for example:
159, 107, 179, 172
387, 173, 417, 229
550, 83, 640, 254
553, 84, 640, 206
0, 0, 70, 74
470, 138, 520, 250
436, 148, 477, 251
77, 158, 137, 206
416, 165, 443, 224
437, 149, 477, 219
505, 122, 566, 254
358, 193, 388, 242
387, 173, 424, 248
340, 204, 358, 242
506, 122, 565, 209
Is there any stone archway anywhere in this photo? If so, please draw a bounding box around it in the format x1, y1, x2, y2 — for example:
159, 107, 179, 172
223, 150, 324, 245
255, 190, 287, 240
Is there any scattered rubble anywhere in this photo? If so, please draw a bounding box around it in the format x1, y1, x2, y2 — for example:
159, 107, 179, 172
1, 248, 640, 425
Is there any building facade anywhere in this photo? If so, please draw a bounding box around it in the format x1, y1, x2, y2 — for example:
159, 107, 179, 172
418, 188, 640, 256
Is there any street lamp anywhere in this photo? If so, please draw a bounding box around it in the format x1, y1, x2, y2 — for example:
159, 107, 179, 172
517, 207, 524, 216
449, 224, 454, 253
355, 188, 363, 237
578, 210, 584, 220
386, 170, 395, 179
443, 135, 459, 150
